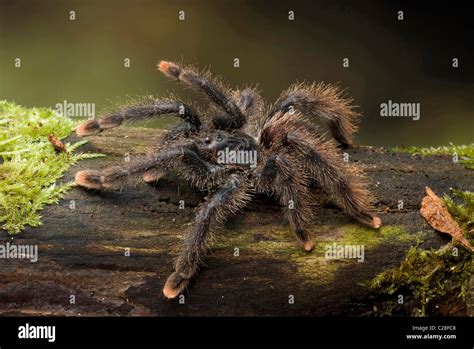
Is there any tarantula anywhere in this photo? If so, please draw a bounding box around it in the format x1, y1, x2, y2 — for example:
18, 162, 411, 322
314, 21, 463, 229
75, 61, 382, 299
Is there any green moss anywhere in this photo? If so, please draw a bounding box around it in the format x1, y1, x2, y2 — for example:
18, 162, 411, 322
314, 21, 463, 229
392, 143, 474, 169
342, 225, 414, 246
366, 243, 472, 316
0, 101, 103, 234
443, 189, 474, 244
365, 190, 474, 316
213, 223, 417, 284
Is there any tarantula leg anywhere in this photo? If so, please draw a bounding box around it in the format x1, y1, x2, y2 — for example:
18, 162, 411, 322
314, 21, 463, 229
74, 170, 103, 190
150, 143, 227, 189
142, 169, 165, 183
76, 144, 226, 191
141, 146, 166, 183
76, 100, 201, 136
267, 83, 360, 147
165, 146, 227, 190
257, 155, 314, 251
234, 87, 265, 135
141, 124, 206, 185
158, 61, 246, 129
316, 164, 381, 228
163, 174, 251, 299
75, 158, 158, 190
234, 88, 260, 113
285, 130, 381, 229
288, 214, 315, 252
163, 121, 198, 142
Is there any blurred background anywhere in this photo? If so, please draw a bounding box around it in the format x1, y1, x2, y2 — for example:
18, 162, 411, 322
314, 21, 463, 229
0, 0, 473, 146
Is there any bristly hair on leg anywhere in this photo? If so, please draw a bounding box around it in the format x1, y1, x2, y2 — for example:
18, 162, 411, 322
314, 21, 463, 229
259, 111, 380, 228
158, 60, 246, 130
232, 86, 265, 137
76, 94, 203, 136
266, 82, 361, 147
163, 173, 252, 299
75, 157, 159, 190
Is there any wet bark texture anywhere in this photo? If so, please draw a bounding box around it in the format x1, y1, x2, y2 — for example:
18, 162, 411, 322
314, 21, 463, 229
0, 127, 472, 316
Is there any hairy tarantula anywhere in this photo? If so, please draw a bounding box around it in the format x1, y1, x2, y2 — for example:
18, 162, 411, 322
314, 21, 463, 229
75, 61, 382, 299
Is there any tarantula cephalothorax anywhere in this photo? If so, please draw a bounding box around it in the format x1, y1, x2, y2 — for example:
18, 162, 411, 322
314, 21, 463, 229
75, 61, 382, 299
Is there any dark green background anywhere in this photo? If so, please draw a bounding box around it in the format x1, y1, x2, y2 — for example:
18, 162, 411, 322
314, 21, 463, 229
1, 0, 473, 146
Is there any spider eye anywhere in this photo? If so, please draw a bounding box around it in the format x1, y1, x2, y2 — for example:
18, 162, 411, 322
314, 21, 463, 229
205, 137, 211, 144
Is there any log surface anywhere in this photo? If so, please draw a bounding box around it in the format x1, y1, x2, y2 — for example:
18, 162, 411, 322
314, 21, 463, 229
0, 127, 472, 316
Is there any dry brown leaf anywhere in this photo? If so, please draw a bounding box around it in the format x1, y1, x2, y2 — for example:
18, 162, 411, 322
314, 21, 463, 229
420, 186, 474, 252
47, 134, 67, 153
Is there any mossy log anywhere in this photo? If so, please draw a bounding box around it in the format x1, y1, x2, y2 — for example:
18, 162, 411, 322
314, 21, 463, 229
0, 127, 472, 316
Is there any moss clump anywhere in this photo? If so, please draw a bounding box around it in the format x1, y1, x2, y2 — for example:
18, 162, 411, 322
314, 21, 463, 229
365, 191, 474, 316
443, 189, 474, 244
392, 143, 474, 169
214, 222, 417, 284
366, 243, 472, 316
0, 101, 103, 234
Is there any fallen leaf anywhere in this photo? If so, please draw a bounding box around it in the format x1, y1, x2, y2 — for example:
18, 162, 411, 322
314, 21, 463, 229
420, 186, 474, 252
48, 134, 67, 153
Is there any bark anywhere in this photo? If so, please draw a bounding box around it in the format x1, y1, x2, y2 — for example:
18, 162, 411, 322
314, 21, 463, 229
0, 127, 472, 316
